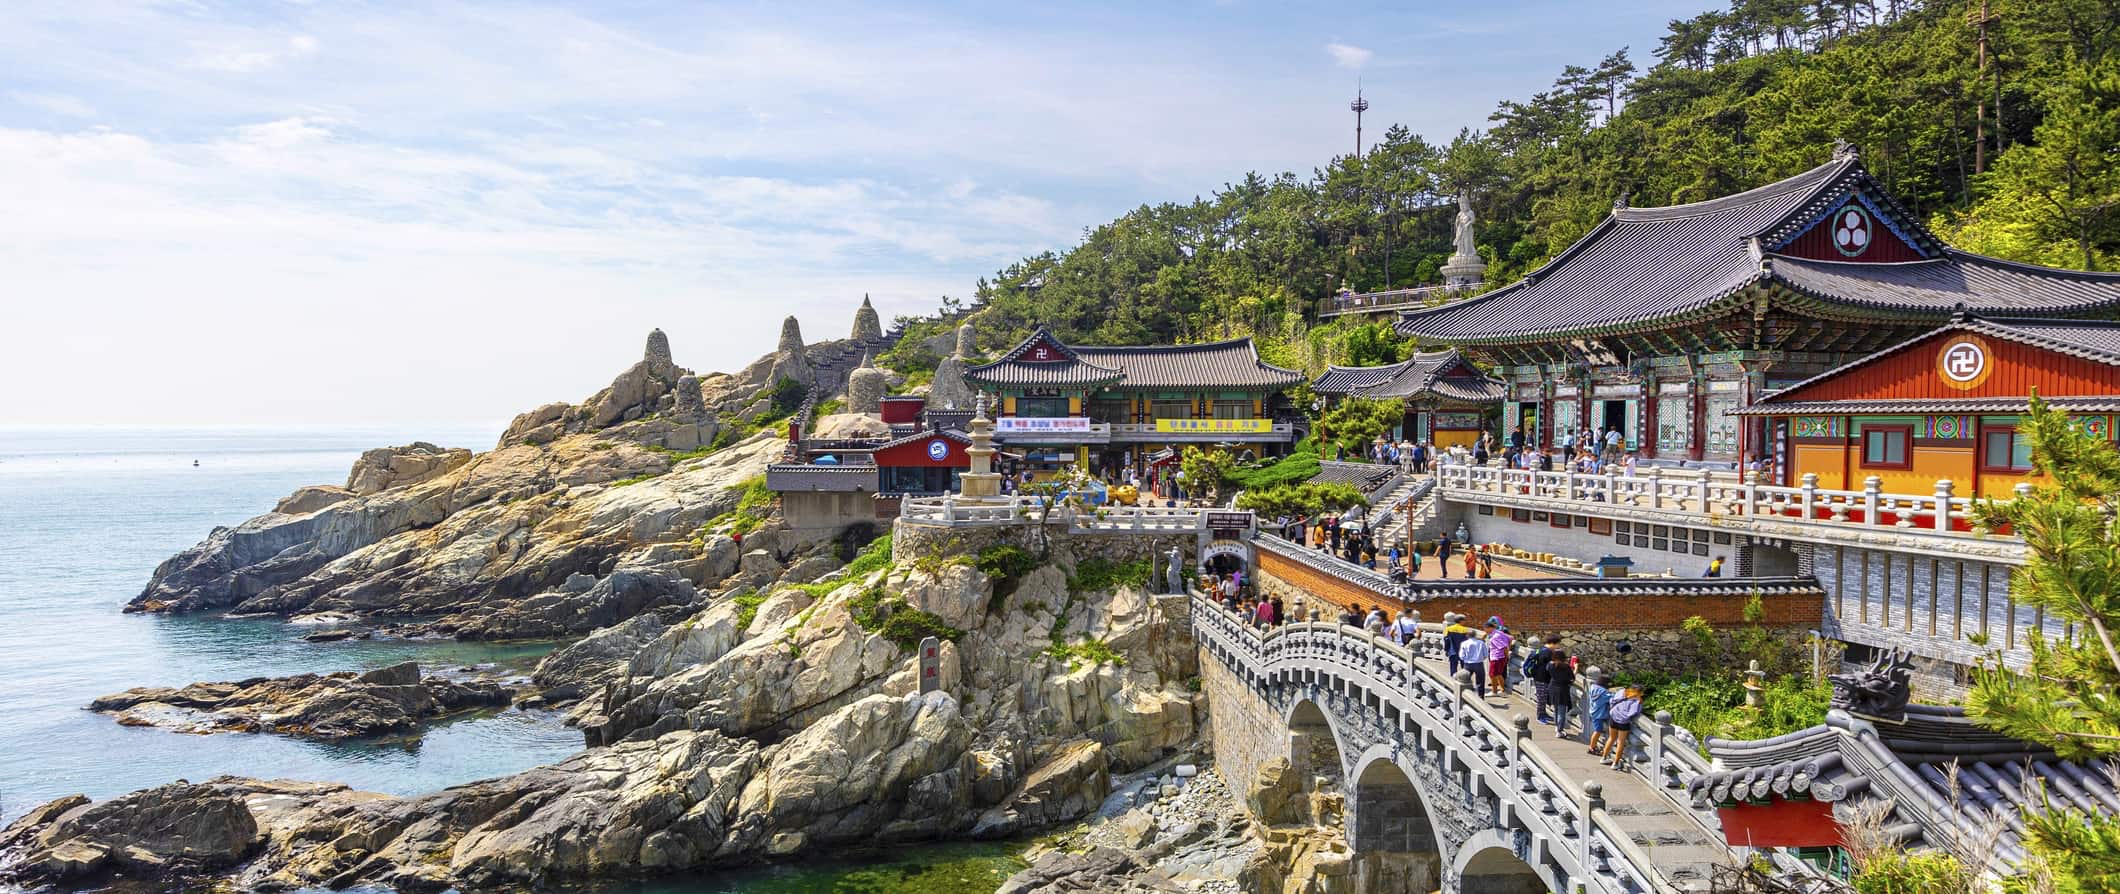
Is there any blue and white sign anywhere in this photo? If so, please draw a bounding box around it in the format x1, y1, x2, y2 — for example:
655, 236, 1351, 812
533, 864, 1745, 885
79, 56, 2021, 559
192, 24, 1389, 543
926, 439, 950, 462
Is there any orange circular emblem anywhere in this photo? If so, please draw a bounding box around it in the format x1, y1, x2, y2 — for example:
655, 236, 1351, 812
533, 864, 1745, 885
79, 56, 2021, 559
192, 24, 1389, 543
1936, 336, 1992, 390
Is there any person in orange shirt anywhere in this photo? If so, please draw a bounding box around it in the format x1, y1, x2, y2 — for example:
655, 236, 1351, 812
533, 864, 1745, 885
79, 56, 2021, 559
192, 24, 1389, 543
1463, 544, 1479, 578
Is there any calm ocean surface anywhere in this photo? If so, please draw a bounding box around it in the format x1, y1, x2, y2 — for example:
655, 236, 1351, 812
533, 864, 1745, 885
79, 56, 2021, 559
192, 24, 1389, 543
0, 428, 1025, 892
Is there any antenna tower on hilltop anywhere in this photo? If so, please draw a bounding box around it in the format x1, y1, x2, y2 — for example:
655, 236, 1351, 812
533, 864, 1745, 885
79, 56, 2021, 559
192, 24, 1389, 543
1350, 84, 1369, 157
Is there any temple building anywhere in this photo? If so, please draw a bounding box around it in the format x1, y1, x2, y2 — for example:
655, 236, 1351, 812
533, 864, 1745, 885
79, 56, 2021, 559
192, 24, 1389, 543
965, 328, 1303, 480
1310, 348, 1504, 449
1739, 313, 2120, 496
1394, 144, 2120, 470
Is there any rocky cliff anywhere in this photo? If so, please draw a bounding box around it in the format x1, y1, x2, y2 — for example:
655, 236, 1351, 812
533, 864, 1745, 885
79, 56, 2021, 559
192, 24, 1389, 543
7, 538, 1204, 890
128, 330, 818, 640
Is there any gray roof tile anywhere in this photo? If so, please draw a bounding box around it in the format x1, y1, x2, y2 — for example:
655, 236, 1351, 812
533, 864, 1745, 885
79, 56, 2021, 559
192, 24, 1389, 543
969, 328, 1300, 390
1312, 349, 1505, 402
1396, 156, 2120, 344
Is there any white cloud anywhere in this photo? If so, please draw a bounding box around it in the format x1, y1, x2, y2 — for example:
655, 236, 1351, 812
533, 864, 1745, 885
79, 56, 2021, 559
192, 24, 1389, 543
9, 91, 95, 118
190, 32, 319, 72
1327, 43, 1373, 69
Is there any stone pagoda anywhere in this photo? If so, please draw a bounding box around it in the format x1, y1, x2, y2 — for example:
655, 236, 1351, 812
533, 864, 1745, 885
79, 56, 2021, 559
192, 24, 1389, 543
957, 392, 1004, 501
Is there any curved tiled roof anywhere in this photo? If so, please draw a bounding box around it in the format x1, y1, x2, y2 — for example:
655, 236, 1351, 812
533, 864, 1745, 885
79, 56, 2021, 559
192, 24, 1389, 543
1311, 349, 1504, 402
1768, 251, 2120, 319
968, 330, 1300, 390
1691, 707, 2120, 874
965, 327, 1125, 388
1395, 158, 1853, 344
1396, 155, 2120, 344
1073, 339, 1302, 389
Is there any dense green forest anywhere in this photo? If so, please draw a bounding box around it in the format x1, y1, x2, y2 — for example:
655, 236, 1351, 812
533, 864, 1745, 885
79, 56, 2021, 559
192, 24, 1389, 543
887, 0, 2120, 376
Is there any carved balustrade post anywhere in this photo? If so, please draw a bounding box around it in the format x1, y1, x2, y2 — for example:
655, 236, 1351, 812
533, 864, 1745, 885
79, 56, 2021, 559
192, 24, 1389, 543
1800, 472, 1819, 521
1863, 476, 1882, 525
1933, 479, 1955, 532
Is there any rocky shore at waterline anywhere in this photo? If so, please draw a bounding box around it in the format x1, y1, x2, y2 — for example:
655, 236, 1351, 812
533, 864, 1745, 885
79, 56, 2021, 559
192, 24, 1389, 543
88, 661, 515, 740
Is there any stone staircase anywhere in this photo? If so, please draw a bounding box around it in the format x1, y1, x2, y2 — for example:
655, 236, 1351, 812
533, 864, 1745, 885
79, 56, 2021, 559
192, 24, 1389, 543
1368, 475, 1438, 545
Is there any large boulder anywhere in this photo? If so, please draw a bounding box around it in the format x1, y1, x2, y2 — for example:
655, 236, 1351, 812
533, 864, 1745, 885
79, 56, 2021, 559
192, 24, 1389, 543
345, 442, 473, 496
970, 740, 1110, 837
2, 782, 261, 882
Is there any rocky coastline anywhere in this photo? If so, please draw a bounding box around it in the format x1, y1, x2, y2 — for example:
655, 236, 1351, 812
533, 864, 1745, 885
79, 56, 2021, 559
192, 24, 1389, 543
0, 322, 1241, 893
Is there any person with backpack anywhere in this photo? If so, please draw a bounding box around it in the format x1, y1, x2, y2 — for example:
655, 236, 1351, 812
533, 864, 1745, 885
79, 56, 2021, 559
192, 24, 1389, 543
1524, 636, 1555, 723
1546, 651, 1577, 737
1390, 610, 1420, 647
1601, 684, 1645, 770
1442, 613, 1471, 675
1457, 629, 1489, 697
1584, 671, 1613, 753
1484, 621, 1513, 695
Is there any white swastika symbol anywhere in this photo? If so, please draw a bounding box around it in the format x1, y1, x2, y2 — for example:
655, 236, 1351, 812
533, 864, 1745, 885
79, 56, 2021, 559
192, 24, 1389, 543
1942, 341, 1985, 382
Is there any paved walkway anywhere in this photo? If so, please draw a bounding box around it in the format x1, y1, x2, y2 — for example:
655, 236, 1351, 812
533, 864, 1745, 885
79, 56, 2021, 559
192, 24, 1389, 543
1420, 653, 1733, 890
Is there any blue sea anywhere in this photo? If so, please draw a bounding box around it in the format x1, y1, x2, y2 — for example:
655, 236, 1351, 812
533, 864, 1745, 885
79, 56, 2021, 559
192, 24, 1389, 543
0, 428, 1025, 891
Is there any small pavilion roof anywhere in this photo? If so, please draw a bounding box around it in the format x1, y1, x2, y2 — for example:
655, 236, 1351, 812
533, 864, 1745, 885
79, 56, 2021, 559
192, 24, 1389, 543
1690, 704, 2120, 876
1312, 349, 1504, 403
968, 329, 1300, 391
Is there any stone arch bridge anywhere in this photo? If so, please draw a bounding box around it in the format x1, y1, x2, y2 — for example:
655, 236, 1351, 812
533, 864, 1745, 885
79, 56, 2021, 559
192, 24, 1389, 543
1193, 594, 1743, 894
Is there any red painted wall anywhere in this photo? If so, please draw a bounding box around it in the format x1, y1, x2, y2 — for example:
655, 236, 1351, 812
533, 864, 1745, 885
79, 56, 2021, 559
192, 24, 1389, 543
1716, 798, 1840, 849
1778, 198, 1927, 262
1769, 330, 2120, 403
872, 436, 970, 468
880, 397, 925, 425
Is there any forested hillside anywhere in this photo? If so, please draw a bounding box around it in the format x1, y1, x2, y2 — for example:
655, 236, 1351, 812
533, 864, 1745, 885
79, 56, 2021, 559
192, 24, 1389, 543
888, 0, 2119, 377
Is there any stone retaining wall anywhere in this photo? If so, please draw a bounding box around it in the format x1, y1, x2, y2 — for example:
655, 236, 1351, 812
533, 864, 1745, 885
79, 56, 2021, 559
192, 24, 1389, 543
1197, 646, 1286, 803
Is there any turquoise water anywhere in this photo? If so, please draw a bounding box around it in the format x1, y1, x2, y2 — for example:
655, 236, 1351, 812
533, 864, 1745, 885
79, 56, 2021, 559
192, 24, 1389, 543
0, 427, 582, 822
0, 428, 1030, 891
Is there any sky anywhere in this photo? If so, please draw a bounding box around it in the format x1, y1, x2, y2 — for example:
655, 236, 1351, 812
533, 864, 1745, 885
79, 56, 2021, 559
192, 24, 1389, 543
1, 0, 1704, 431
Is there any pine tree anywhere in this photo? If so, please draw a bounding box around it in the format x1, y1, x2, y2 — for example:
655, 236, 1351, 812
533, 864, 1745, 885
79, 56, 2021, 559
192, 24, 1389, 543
1966, 394, 2120, 759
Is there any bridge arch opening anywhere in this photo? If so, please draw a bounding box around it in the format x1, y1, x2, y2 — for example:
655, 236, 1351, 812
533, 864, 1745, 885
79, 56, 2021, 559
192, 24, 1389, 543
1350, 757, 1442, 893
1460, 844, 1549, 894
1283, 699, 1347, 829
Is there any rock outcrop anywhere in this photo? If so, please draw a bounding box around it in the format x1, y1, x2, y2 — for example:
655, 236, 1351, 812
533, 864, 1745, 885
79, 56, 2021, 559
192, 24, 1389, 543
0, 782, 262, 884
129, 420, 781, 639
345, 442, 473, 496
22, 531, 1206, 890
88, 662, 513, 740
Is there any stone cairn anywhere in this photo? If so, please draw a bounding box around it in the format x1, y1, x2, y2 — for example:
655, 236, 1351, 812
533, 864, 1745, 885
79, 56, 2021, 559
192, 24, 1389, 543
928, 320, 976, 410
644, 328, 674, 372
777, 315, 809, 379
847, 352, 888, 415
852, 294, 883, 342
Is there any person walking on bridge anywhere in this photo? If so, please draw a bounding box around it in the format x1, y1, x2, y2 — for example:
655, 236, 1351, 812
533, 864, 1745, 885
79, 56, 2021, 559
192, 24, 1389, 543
1546, 651, 1577, 737
1483, 620, 1512, 697
1457, 629, 1490, 697
1442, 613, 1471, 675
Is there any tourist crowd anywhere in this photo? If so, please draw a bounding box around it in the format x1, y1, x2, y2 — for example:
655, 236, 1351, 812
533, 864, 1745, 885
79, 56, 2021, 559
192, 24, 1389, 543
1210, 589, 1648, 769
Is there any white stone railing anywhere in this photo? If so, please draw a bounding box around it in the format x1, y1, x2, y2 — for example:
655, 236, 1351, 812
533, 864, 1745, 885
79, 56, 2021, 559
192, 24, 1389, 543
1191, 594, 1680, 894
1434, 464, 2025, 545
1317, 285, 1455, 317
